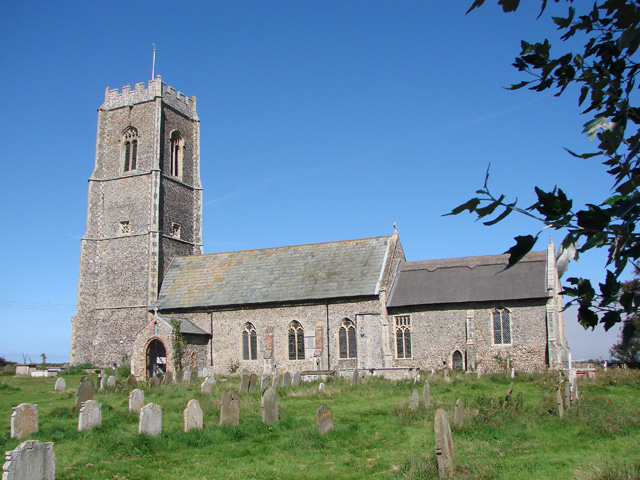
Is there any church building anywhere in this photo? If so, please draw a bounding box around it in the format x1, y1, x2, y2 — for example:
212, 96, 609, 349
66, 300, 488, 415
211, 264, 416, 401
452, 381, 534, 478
71, 78, 570, 379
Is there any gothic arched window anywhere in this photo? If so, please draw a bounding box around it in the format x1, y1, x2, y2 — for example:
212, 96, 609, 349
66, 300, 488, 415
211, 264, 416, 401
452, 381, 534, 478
288, 321, 305, 360
338, 318, 357, 359
242, 323, 257, 360
122, 126, 138, 173
492, 308, 512, 345
394, 315, 412, 359
170, 130, 183, 178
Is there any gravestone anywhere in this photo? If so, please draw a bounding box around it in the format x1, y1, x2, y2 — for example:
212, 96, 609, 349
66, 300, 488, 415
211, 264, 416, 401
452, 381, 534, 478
139, 403, 162, 436
556, 385, 564, 418
351, 369, 358, 386
182, 369, 192, 383
97, 374, 106, 391
75, 378, 95, 410
261, 387, 279, 425
292, 371, 301, 387
316, 405, 334, 434
164, 371, 174, 384
272, 375, 281, 388
220, 388, 240, 426
107, 375, 116, 388
148, 375, 160, 389
201, 366, 214, 378
572, 378, 579, 401
10, 404, 38, 439
476, 367, 482, 379
423, 381, 430, 409
54, 377, 66, 391
241, 368, 249, 377
78, 399, 102, 431
453, 399, 464, 427
564, 381, 571, 407
129, 389, 144, 413
156, 372, 164, 384
184, 399, 203, 432
434, 409, 455, 478
127, 374, 137, 386
443, 367, 450, 382
175, 370, 184, 383
239, 374, 250, 393
283, 372, 291, 388
1, 440, 55, 480
201, 377, 214, 394
248, 374, 257, 393
190, 370, 198, 384
319, 382, 326, 392
410, 389, 419, 411
260, 375, 270, 391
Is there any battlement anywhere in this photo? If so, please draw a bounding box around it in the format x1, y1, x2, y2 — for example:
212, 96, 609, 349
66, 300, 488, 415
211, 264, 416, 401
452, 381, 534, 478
101, 76, 197, 119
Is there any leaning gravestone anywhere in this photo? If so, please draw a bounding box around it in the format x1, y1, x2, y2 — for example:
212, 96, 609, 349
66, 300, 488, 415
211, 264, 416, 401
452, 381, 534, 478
201, 377, 214, 394
139, 403, 162, 436
260, 375, 270, 391
423, 381, 430, 409
434, 409, 455, 478
239, 373, 250, 393
184, 399, 204, 432
316, 405, 334, 434
453, 399, 464, 427
272, 375, 281, 388
164, 371, 174, 385
78, 400, 102, 431
1, 440, 55, 480
129, 389, 145, 413
220, 388, 240, 426
75, 378, 95, 410
10, 404, 38, 439
127, 374, 137, 386
292, 371, 301, 387
248, 374, 257, 393
351, 369, 358, 386
175, 370, 184, 384
283, 372, 291, 388
261, 387, 279, 425
410, 389, 419, 411
54, 377, 66, 391
148, 375, 160, 389
107, 375, 116, 388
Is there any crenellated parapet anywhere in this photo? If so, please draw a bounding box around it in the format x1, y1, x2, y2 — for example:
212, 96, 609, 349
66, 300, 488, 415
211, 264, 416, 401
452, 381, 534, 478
101, 76, 197, 119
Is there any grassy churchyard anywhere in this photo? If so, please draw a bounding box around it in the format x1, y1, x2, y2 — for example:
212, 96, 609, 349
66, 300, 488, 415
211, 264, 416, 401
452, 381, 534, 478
1, 369, 640, 479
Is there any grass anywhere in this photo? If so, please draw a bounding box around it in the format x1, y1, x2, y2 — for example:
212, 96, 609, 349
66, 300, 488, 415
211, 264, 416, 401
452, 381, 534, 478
1, 370, 639, 479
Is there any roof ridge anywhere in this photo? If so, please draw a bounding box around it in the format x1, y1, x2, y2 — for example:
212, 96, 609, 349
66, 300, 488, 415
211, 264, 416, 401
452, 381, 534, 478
402, 250, 546, 272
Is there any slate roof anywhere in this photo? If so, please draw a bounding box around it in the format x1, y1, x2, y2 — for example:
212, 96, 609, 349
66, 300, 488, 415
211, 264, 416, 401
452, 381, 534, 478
157, 316, 209, 335
151, 236, 393, 310
387, 250, 549, 308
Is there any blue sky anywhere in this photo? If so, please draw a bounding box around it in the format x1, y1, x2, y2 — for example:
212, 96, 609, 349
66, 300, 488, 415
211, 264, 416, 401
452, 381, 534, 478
0, 1, 625, 363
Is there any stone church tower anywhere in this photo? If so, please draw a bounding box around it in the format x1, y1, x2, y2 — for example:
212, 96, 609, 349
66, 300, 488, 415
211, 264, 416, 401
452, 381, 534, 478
70, 77, 202, 366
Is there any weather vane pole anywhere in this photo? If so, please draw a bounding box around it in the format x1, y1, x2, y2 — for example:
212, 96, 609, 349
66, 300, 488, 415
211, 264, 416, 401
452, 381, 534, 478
151, 43, 156, 79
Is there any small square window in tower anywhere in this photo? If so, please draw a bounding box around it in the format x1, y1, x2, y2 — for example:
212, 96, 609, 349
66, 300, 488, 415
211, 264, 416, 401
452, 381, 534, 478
171, 223, 181, 239
118, 221, 130, 235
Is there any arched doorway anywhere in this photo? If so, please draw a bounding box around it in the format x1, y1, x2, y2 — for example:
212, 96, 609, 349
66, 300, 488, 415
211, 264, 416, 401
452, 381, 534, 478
452, 350, 464, 370
146, 339, 167, 378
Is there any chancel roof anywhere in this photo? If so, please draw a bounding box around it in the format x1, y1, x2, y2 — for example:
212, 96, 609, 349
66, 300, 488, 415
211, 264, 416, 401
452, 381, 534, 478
387, 250, 550, 308
152, 236, 393, 311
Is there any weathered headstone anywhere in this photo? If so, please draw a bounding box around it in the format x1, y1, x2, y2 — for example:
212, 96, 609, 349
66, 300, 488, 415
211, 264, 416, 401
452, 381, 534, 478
453, 399, 464, 427
319, 382, 326, 392
129, 389, 144, 413
423, 381, 430, 409
78, 400, 102, 431
156, 372, 164, 384
292, 371, 301, 387
510, 368, 515, 379
248, 374, 257, 393
220, 388, 240, 426
54, 377, 66, 391
107, 375, 116, 388
556, 385, 564, 418
261, 375, 270, 391
261, 386, 279, 425
283, 372, 291, 388
434, 409, 455, 478
201, 366, 214, 378
175, 370, 184, 383
190, 370, 198, 384
164, 371, 174, 385
316, 405, 334, 434
410, 389, 419, 411
75, 378, 95, 410
443, 367, 450, 382
139, 403, 162, 436
351, 369, 358, 386
1, 440, 55, 480
572, 378, 579, 401
239, 373, 250, 393
272, 375, 281, 388
182, 369, 192, 383
97, 374, 106, 391
564, 381, 571, 408
148, 375, 160, 389
241, 368, 249, 377
201, 377, 214, 394
476, 367, 482, 379
184, 399, 203, 432
127, 374, 137, 386
10, 404, 38, 439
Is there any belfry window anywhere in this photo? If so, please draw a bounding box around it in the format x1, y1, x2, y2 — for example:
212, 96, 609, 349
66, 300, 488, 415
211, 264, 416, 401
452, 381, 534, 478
242, 323, 257, 360
338, 318, 357, 359
394, 315, 412, 359
492, 308, 512, 345
170, 131, 183, 178
122, 126, 138, 173
288, 321, 305, 360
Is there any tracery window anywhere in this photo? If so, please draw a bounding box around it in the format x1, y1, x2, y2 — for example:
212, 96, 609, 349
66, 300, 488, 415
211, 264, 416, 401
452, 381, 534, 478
338, 318, 357, 359
394, 315, 412, 359
242, 323, 257, 360
492, 308, 512, 345
288, 321, 305, 360
170, 130, 183, 178
122, 126, 138, 173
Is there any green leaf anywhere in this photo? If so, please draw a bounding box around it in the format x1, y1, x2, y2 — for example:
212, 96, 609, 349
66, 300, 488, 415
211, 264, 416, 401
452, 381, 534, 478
583, 117, 610, 140
578, 304, 599, 329
444, 198, 481, 216
466, 0, 486, 14
483, 204, 514, 226
532, 187, 572, 220
600, 311, 622, 331
576, 205, 612, 231
498, 0, 520, 13
503, 235, 537, 270
564, 148, 601, 159
598, 270, 621, 307
475, 195, 506, 218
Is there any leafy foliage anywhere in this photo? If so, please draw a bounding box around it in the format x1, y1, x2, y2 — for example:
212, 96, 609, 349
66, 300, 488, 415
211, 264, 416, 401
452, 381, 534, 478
450, 0, 640, 330
610, 271, 640, 365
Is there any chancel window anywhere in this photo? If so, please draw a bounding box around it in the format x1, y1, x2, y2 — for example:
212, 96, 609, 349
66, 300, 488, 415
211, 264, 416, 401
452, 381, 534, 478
122, 126, 138, 173
242, 323, 257, 360
288, 321, 305, 360
170, 130, 183, 178
492, 308, 512, 345
395, 315, 412, 359
338, 318, 357, 359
